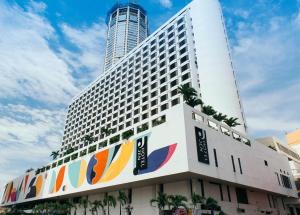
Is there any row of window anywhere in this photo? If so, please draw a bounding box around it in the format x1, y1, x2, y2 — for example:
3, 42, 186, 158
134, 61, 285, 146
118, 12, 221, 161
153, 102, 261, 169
61, 13, 192, 151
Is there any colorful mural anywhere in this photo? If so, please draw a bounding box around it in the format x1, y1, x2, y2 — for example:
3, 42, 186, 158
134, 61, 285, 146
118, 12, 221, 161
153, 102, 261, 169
135, 143, 177, 175
1, 136, 178, 206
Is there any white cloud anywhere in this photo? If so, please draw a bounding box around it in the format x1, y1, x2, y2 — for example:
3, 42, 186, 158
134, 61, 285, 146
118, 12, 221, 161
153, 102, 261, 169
0, 1, 80, 105
0, 104, 66, 196
0, 0, 107, 196
232, 14, 300, 138
27, 0, 47, 13
59, 21, 107, 82
159, 0, 172, 8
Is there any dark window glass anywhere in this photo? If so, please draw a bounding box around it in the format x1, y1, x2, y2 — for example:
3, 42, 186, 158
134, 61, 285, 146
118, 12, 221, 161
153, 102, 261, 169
181, 64, 189, 72
238, 158, 243, 174
213, 148, 218, 167
235, 188, 248, 204
231, 155, 236, 172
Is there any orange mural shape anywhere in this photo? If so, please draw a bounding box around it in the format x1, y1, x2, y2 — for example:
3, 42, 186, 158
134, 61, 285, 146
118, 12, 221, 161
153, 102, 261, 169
92, 149, 109, 184
56, 166, 65, 192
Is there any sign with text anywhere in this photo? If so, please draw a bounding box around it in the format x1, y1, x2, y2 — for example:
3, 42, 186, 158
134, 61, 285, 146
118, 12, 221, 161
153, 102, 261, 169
195, 127, 209, 164
136, 136, 148, 170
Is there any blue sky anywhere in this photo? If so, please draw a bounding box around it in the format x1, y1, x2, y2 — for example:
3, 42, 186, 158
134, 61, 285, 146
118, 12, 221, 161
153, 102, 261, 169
0, 0, 299, 195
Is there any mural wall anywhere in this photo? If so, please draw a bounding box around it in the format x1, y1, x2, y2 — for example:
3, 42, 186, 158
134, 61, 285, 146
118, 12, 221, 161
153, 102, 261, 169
1, 132, 183, 206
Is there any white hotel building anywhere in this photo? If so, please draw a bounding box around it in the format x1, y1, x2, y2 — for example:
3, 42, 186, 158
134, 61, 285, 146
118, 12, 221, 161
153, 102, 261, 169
1, 0, 298, 214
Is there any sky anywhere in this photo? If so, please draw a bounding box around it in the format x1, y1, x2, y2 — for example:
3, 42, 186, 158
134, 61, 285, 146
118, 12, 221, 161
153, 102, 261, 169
0, 0, 299, 196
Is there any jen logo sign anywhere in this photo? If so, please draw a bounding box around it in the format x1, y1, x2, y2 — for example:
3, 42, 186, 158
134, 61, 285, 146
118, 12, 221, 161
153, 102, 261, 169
136, 136, 148, 170
195, 127, 209, 164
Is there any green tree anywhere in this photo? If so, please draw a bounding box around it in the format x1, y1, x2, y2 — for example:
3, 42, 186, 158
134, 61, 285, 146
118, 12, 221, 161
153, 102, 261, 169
150, 192, 169, 213
191, 192, 205, 209
101, 127, 113, 137
50, 150, 60, 160
117, 191, 128, 215
90, 200, 103, 215
186, 97, 204, 108
65, 147, 75, 155
178, 85, 197, 101
122, 130, 134, 140
178, 85, 204, 108
213, 113, 227, 122
202, 105, 217, 116
84, 134, 94, 145
205, 197, 221, 215
224, 117, 241, 127
167, 195, 188, 211
103, 193, 117, 215
79, 197, 89, 215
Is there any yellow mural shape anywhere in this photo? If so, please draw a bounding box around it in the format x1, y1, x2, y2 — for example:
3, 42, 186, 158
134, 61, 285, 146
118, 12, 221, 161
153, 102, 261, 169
35, 175, 43, 196
100, 140, 134, 182
78, 160, 87, 187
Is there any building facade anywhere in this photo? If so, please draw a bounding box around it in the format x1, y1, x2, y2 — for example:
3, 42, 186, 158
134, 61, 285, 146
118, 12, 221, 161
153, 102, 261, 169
104, 2, 149, 71
1, 0, 295, 214
256, 136, 300, 214
61, 0, 246, 157
1, 104, 297, 214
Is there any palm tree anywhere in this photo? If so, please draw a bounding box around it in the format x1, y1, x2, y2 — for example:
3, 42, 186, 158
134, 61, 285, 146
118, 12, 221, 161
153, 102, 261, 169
50, 150, 60, 160
25, 168, 34, 173
84, 134, 94, 145
101, 127, 112, 137
205, 197, 221, 215
191, 192, 205, 209
65, 147, 75, 155
186, 97, 203, 108
167, 195, 188, 212
224, 117, 241, 127
103, 193, 117, 215
178, 85, 204, 108
117, 191, 128, 215
150, 192, 169, 213
89, 200, 103, 215
71, 200, 78, 215
202, 105, 217, 116
213, 113, 227, 122
79, 197, 89, 215
64, 201, 75, 215
178, 85, 197, 101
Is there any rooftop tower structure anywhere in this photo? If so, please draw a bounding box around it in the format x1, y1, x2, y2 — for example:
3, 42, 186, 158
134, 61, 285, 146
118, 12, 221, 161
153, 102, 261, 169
104, 1, 149, 71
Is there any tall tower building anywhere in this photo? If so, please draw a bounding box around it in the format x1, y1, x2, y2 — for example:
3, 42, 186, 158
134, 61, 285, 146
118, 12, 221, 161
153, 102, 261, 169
3, 1, 298, 214
104, 2, 148, 71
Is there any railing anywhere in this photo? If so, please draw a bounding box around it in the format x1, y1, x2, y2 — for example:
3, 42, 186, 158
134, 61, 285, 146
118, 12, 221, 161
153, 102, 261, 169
192, 110, 251, 147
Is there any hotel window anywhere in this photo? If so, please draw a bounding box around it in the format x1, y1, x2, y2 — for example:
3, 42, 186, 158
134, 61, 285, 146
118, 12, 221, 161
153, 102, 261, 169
213, 148, 218, 167
238, 158, 243, 174
161, 103, 168, 111
231, 155, 236, 172
171, 98, 179, 106
235, 188, 248, 204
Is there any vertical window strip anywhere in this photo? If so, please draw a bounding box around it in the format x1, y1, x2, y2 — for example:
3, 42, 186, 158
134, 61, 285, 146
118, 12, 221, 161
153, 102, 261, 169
227, 185, 231, 202
267, 194, 272, 208
189, 179, 193, 197
213, 148, 218, 167
159, 184, 164, 193
276, 173, 281, 185
281, 198, 286, 209
219, 184, 224, 201
128, 188, 132, 203
272, 195, 276, 208
198, 179, 205, 197
231, 155, 236, 172
238, 158, 243, 174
